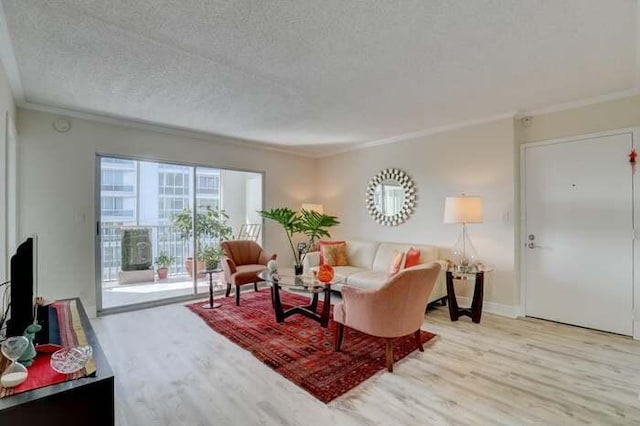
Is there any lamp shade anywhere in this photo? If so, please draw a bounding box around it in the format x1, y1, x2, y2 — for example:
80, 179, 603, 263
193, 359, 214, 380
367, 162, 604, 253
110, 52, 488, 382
443, 196, 483, 224
301, 203, 324, 214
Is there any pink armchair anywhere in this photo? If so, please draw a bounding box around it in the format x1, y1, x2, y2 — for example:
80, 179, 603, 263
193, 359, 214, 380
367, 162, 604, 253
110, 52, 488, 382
334, 262, 441, 372
220, 240, 276, 306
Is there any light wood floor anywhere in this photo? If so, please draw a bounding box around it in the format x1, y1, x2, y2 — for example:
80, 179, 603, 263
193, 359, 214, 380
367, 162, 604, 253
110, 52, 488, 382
91, 295, 640, 425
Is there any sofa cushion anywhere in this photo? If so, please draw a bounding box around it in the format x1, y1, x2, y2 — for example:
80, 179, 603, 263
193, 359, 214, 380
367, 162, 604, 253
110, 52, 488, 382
344, 240, 380, 269
346, 271, 389, 290
231, 264, 265, 285
372, 243, 439, 272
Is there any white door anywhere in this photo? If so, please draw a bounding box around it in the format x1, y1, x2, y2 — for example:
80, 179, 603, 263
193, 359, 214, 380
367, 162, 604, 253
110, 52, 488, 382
524, 133, 633, 335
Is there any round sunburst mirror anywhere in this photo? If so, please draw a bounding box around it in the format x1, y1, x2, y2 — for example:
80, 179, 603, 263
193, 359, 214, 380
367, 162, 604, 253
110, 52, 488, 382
365, 168, 416, 226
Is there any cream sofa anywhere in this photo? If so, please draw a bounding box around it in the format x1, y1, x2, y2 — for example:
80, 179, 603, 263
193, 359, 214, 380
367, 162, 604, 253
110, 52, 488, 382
303, 239, 447, 305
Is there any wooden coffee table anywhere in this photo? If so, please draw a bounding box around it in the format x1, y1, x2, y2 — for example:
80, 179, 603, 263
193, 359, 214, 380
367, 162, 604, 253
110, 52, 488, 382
258, 269, 341, 328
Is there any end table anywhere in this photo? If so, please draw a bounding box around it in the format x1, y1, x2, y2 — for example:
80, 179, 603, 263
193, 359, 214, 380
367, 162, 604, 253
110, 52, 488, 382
201, 269, 223, 309
446, 266, 493, 323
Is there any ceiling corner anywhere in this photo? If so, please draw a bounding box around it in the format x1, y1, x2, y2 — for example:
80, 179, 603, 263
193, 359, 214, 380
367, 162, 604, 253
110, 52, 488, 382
0, 0, 24, 103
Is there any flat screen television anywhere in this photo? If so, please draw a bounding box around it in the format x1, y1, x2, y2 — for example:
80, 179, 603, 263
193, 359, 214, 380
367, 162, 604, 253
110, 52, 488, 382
6, 236, 38, 337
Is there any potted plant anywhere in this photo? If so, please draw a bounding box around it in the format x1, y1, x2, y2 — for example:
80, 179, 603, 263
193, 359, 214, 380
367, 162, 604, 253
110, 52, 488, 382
154, 252, 174, 280
201, 245, 225, 270
172, 207, 233, 277
258, 207, 339, 275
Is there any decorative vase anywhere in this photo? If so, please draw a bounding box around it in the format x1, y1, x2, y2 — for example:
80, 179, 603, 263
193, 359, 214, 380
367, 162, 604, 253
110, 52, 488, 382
317, 264, 334, 283
294, 264, 304, 276
267, 259, 278, 273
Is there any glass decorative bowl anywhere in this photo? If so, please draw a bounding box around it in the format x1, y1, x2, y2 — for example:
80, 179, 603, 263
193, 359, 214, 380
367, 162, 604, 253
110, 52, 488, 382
50, 346, 93, 374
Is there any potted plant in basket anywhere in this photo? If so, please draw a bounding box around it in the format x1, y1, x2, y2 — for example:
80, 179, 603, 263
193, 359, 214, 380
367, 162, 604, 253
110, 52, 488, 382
201, 245, 225, 270
154, 252, 174, 280
258, 207, 339, 275
172, 207, 233, 277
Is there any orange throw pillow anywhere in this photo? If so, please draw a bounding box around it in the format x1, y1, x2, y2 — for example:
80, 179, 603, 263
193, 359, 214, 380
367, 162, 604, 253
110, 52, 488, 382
320, 241, 349, 266
404, 247, 421, 269
404, 247, 420, 269
388, 250, 405, 275
318, 241, 345, 265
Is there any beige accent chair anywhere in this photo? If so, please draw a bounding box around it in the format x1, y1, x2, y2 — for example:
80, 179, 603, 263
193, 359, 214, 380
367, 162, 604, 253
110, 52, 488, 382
220, 240, 276, 306
334, 262, 441, 372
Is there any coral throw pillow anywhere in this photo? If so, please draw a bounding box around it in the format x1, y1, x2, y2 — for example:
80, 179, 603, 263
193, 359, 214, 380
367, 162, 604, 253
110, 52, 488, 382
404, 247, 421, 269
318, 241, 344, 264
320, 241, 349, 266
388, 250, 405, 275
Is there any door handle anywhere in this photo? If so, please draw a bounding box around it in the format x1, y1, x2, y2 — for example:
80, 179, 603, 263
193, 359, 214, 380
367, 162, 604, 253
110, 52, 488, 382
528, 242, 537, 249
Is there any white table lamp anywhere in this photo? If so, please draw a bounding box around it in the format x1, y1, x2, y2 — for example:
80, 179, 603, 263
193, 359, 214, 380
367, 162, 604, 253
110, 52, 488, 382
444, 196, 483, 270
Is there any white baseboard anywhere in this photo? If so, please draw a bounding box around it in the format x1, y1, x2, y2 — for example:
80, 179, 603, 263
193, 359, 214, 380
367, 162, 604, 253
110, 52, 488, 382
455, 297, 520, 319
85, 304, 97, 319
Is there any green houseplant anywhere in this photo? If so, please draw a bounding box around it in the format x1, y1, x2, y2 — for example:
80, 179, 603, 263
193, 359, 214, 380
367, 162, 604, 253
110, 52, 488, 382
154, 252, 174, 280
258, 207, 339, 274
201, 245, 225, 270
172, 207, 233, 276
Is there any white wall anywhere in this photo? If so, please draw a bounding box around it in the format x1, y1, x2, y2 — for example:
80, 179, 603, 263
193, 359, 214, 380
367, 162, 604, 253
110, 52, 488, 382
17, 109, 315, 314
221, 169, 248, 236
317, 119, 516, 306
0, 59, 16, 282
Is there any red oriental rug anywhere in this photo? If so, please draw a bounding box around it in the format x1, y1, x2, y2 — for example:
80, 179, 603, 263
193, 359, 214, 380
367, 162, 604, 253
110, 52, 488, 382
187, 290, 437, 403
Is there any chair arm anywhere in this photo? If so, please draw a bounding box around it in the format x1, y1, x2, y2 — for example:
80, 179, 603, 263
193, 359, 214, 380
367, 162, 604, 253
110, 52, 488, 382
302, 251, 320, 274
258, 251, 277, 266
221, 257, 237, 284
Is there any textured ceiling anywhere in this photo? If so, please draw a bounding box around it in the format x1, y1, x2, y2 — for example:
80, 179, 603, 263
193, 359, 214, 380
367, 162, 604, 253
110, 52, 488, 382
1, 0, 637, 155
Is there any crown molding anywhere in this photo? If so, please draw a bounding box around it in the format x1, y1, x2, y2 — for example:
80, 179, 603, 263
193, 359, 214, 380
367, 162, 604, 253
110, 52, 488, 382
517, 88, 640, 117
316, 111, 518, 158
0, 1, 24, 103
317, 86, 640, 158
18, 100, 316, 159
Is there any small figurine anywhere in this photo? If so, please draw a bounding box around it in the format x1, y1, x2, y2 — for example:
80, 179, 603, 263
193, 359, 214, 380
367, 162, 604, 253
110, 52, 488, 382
18, 323, 42, 367
267, 259, 278, 274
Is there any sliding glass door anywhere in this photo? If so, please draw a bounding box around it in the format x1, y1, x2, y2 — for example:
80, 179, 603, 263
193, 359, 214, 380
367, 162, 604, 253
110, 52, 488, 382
96, 155, 263, 313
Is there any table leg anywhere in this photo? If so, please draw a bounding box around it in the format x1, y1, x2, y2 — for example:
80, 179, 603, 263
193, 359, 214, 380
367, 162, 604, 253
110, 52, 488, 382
309, 292, 319, 311
271, 284, 285, 323
320, 287, 331, 327
446, 272, 460, 321
201, 272, 222, 309
471, 272, 484, 323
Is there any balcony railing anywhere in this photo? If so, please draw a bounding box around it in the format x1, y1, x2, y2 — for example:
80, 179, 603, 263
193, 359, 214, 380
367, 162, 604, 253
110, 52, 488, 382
100, 223, 220, 282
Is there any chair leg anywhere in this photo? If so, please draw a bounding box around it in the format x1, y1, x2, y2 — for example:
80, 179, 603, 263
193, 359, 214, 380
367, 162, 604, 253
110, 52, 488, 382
225, 283, 231, 298
254, 282, 259, 292
415, 330, 424, 352
235, 286, 240, 306
335, 323, 344, 351
385, 339, 394, 372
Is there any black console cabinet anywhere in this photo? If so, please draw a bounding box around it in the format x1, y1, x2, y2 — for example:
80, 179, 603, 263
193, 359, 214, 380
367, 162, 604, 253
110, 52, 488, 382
0, 298, 114, 425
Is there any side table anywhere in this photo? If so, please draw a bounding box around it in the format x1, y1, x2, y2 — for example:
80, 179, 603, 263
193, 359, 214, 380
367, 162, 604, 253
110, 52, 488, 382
446, 267, 493, 323
201, 268, 223, 309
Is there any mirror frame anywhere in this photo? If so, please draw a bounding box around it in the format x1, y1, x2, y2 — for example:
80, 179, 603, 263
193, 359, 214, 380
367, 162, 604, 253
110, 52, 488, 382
365, 168, 416, 226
